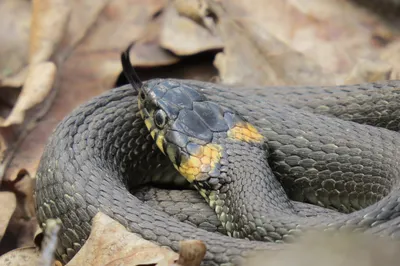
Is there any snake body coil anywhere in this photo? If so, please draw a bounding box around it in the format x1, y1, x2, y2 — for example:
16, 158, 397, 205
35, 54, 400, 264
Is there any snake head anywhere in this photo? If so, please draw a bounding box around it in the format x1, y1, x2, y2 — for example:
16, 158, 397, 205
137, 80, 266, 186
121, 44, 265, 185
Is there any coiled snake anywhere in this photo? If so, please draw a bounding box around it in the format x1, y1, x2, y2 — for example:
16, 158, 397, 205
35, 47, 400, 265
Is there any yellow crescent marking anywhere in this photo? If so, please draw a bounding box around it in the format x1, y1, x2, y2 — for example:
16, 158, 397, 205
155, 132, 165, 154
178, 143, 222, 182
144, 118, 152, 131
227, 122, 264, 143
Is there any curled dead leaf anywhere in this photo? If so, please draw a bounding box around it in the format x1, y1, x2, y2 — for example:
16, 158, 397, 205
0, 173, 37, 255
381, 41, 400, 80
0, 192, 17, 242
1, 62, 56, 127
160, 2, 222, 56
66, 212, 178, 266
205, 0, 400, 86
0, 0, 31, 87
172, 0, 207, 25
344, 59, 393, 84
213, 18, 334, 86
175, 240, 206, 266
30, 0, 70, 65
0, 247, 40, 266
244, 230, 400, 266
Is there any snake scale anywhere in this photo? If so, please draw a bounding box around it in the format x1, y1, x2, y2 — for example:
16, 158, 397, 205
34, 47, 400, 265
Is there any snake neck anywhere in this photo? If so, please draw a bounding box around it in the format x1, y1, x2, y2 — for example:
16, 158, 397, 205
195, 135, 301, 241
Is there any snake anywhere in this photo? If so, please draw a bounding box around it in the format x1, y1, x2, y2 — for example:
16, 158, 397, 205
34, 44, 400, 265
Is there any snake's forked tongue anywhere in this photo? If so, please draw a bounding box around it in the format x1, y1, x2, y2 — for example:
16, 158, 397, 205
121, 43, 143, 93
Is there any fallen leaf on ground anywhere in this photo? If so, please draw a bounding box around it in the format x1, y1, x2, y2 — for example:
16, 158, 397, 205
0, 0, 69, 183
344, 58, 393, 84
381, 41, 400, 79
244, 230, 400, 266
0, 0, 31, 87
66, 212, 179, 266
0, 174, 37, 255
128, 16, 180, 67
0, 62, 56, 127
3, 0, 167, 182
160, 2, 223, 56
204, 0, 400, 85
175, 240, 206, 266
0, 247, 40, 266
214, 17, 334, 86
0, 192, 17, 242
30, 0, 70, 65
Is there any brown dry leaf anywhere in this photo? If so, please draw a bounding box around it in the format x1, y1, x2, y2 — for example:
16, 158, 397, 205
204, 0, 400, 85
172, 0, 208, 25
0, 0, 31, 87
175, 240, 206, 266
67, 212, 178, 266
214, 18, 334, 86
0, 0, 70, 184
244, 231, 400, 266
128, 17, 180, 67
160, 2, 223, 56
0, 174, 37, 254
0, 62, 56, 127
0, 247, 40, 266
0, 192, 17, 242
344, 59, 393, 84
3, 0, 167, 182
381, 41, 400, 79
0, 0, 69, 126
30, 0, 70, 65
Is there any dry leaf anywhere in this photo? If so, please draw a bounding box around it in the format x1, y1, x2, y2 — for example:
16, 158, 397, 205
30, 0, 70, 65
381, 41, 400, 79
57, 0, 110, 59
129, 17, 180, 67
214, 18, 334, 86
0, 0, 69, 183
244, 231, 400, 266
0, 0, 31, 86
0, 192, 17, 242
175, 240, 206, 266
0, 62, 56, 127
172, 0, 207, 25
0, 174, 37, 254
205, 0, 400, 85
160, 2, 222, 56
66, 212, 178, 266
0, 247, 40, 266
344, 59, 392, 84
3, 0, 167, 182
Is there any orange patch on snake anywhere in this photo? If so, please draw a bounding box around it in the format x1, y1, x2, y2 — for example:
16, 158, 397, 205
178, 143, 222, 182
227, 122, 263, 143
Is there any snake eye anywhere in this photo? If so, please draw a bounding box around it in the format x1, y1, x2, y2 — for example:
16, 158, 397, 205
154, 109, 167, 128
139, 92, 146, 100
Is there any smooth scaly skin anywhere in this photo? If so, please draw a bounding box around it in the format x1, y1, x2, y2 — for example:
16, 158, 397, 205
35, 79, 400, 265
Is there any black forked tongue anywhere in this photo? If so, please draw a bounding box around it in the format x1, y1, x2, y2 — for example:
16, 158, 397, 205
121, 43, 142, 92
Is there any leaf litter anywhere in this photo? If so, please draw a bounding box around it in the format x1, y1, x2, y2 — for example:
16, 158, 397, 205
0, 0, 399, 265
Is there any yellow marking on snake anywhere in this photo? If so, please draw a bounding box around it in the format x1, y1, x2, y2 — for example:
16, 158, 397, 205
144, 118, 153, 132
178, 143, 222, 182
227, 122, 263, 143
155, 132, 165, 153
142, 110, 166, 153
